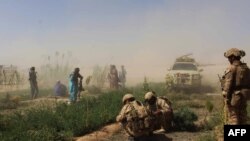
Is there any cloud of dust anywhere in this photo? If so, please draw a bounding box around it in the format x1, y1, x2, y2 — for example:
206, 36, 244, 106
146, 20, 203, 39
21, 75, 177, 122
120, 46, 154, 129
1, 2, 250, 88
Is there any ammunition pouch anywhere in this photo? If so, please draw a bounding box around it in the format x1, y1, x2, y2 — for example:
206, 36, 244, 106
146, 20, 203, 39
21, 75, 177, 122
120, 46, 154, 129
232, 87, 250, 101
126, 117, 146, 135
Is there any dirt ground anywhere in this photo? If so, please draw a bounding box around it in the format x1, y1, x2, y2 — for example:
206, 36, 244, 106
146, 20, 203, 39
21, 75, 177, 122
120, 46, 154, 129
75, 123, 213, 141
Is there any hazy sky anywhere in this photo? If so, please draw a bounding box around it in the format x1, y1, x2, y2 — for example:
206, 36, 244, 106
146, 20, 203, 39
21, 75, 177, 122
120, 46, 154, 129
1, 0, 250, 84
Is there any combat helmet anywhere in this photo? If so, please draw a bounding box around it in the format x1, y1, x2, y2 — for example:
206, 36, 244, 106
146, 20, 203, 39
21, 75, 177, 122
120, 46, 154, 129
224, 48, 245, 58
122, 93, 135, 104
144, 91, 156, 100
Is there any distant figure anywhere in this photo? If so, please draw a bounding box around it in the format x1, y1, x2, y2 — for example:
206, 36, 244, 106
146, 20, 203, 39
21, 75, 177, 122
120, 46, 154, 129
108, 65, 119, 89
29, 66, 39, 99
69, 68, 83, 103
119, 65, 127, 88
54, 80, 67, 97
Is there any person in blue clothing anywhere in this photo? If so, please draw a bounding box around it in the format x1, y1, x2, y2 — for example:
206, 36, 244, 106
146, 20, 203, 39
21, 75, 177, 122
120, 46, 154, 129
69, 68, 83, 103
54, 80, 67, 97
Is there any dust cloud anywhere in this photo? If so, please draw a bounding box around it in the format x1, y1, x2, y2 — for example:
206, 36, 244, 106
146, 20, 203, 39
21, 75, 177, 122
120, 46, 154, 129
1, 1, 250, 88
1, 40, 250, 89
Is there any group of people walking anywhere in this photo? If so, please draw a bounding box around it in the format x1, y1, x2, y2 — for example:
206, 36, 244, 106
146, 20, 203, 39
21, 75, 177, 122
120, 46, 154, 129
28, 66, 83, 103
28, 65, 126, 103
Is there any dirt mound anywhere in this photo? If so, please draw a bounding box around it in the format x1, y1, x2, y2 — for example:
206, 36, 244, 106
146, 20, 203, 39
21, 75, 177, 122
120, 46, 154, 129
75, 123, 121, 141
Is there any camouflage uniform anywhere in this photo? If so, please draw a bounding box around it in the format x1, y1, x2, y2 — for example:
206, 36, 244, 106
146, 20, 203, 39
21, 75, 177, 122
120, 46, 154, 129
116, 94, 151, 139
222, 48, 250, 125
108, 65, 119, 89
29, 67, 39, 99
144, 92, 173, 132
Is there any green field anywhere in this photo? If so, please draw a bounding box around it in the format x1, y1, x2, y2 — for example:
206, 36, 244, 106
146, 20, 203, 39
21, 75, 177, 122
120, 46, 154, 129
0, 83, 249, 141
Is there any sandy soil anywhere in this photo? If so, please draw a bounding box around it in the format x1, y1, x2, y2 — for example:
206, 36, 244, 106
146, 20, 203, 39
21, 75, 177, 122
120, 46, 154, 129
75, 123, 213, 141
75, 123, 121, 141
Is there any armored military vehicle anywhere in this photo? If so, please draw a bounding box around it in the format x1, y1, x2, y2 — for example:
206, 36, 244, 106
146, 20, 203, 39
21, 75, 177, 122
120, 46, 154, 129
165, 54, 203, 91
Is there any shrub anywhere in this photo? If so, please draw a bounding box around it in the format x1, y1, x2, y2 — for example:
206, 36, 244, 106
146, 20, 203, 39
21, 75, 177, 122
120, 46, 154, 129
196, 133, 216, 141
86, 85, 102, 94
173, 107, 198, 131
0, 93, 19, 110
203, 112, 223, 131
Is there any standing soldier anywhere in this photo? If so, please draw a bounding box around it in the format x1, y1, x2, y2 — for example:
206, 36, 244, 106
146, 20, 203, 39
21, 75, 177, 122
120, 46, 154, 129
119, 65, 127, 88
69, 68, 83, 103
144, 91, 173, 132
116, 94, 151, 141
29, 66, 39, 99
221, 48, 250, 125
108, 65, 119, 89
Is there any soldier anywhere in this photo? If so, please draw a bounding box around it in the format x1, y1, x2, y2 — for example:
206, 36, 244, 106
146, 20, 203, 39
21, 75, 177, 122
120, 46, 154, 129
221, 48, 250, 125
108, 65, 119, 89
144, 91, 173, 132
29, 66, 39, 99
69, 68, 83, 103
119, 65, 127, 88
116, 94, 151, 141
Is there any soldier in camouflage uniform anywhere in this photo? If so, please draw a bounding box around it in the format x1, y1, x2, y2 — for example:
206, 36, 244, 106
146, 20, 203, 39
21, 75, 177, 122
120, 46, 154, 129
116, 94, 151, 141
222, 48, 250, 125
144, 91, 173, 132
29, 67, 39, 99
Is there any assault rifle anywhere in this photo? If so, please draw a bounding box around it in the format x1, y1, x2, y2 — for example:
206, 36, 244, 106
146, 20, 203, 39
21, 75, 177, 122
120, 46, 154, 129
217, 74, 223, 91
218, 74, 232, 104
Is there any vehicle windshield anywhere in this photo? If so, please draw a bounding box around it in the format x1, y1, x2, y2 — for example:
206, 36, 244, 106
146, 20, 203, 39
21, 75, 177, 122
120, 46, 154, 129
172, 63, 197, 71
